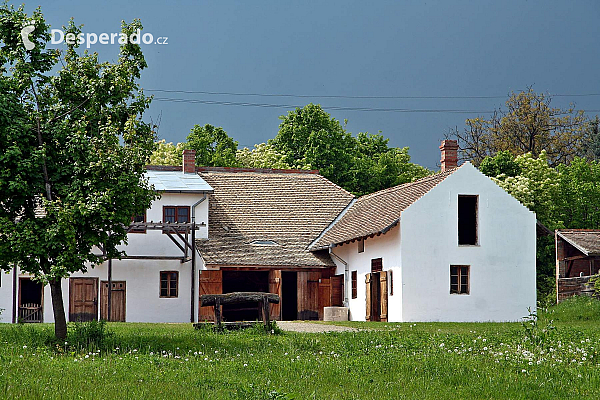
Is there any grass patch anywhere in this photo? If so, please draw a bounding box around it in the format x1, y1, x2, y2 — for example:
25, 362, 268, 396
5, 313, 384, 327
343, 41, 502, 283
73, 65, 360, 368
1, 298, 600, 399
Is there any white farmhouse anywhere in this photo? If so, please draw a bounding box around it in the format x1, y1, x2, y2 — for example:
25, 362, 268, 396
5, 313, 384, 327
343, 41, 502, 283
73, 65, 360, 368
310, 140, 537, 322
0, 141, 537, 324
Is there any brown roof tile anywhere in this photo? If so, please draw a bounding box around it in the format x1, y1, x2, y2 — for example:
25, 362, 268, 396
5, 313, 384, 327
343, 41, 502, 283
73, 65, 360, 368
310, 168, 458, 249
196, 170, 354, 267
557, 230, 600, 256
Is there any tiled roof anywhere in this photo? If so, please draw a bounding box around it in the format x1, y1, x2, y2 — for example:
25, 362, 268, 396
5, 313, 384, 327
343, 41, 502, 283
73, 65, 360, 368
310, 168, 458, 249
145, 169, 213, 193
557, 230, 600, 256
196, 170, 354, 267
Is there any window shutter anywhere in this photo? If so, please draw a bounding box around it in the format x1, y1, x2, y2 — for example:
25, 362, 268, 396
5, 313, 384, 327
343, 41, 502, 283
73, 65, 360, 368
380, 272, 388, 322
365, 273, 372, 321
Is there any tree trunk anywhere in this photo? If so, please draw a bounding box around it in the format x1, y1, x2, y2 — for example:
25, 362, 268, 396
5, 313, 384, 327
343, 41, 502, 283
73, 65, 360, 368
49, 278, 67, 340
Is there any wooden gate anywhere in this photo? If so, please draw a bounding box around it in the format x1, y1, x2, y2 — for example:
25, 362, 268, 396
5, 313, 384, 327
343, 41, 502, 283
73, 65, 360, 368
268, 270, 282, 320
69, 278, 98, 322
199, 270, 222, 321
100, 281, 126, 322
297, 271, 320, 320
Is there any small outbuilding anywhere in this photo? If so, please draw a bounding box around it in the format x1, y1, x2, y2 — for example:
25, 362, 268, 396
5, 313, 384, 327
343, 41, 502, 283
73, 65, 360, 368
555, 230, 600, 301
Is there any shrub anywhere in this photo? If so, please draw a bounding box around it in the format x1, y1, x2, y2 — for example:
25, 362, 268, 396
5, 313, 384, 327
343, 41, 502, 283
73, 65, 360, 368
68, 320, 114, 350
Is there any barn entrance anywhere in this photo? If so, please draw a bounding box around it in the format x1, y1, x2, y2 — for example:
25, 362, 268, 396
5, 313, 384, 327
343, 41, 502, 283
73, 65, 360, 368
281, 271, 298, 320
222, 271, 269, 321
18, 278, 43, 323
366, 258, 388, 322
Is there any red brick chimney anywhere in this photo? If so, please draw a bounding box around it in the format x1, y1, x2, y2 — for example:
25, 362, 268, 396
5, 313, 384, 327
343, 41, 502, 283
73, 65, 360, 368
183, 149, 196, 174
439, 140, 459, 171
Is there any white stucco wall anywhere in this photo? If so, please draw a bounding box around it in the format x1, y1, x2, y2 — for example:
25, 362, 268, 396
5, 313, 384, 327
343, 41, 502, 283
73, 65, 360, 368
400, 163, 536, 322
331, 225, 402, 321
0, 190, 208, 324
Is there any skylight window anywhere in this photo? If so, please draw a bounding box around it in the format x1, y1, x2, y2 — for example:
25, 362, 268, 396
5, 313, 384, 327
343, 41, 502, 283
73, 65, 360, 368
250, 240, 279, 246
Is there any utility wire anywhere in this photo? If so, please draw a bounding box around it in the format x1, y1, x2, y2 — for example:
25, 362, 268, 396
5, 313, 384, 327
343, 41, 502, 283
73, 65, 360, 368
147, 88, 600, 100
152, 96, 600, 114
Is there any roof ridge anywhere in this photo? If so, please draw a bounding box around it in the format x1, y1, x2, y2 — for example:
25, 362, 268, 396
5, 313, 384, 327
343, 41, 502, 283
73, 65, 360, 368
197, 166, 319, 174
357, 167, 458, 202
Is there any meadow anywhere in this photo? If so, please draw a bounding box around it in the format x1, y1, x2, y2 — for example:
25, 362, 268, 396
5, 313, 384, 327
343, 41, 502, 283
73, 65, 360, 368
1, 296, 600, 399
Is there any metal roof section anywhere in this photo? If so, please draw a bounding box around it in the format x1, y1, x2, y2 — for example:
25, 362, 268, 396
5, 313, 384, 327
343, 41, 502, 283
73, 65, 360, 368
145, 170, 213, 193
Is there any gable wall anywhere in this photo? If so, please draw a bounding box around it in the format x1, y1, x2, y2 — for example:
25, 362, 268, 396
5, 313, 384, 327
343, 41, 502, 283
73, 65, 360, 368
400, 164, 536, 322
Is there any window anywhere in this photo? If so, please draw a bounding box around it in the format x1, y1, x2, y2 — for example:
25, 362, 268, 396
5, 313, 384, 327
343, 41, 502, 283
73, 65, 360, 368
351, 271, 357, 299
458, 195, 478, 245
160, 271, 178, 298
371, 258, 382, 273
130, 211, 146, 233
358, 238, 364, 253
450, 265, 469, 294
163, 206, 190, 233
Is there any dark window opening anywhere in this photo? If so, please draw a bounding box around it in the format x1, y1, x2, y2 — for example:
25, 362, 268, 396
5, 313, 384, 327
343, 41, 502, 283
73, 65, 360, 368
358, 239, 364, 253
371, 258, 383, 273
458, 195, 478, 245
160, 271, 178, 298
222, 270, 269, 321
450, 265, 469, 294
281, 271, 298, 320
130, 211, 146, 233
351, 271, 357, 299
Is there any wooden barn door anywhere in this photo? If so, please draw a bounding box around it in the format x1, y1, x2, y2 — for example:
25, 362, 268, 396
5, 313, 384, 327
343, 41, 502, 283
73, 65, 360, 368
331, 274, 344, 307
268, 270, 282, 320
199, 270, 222, 322
100, 281, 126, 322
318, 278, 331, 320
297, 271, 320, 320
69, 278, 98, 322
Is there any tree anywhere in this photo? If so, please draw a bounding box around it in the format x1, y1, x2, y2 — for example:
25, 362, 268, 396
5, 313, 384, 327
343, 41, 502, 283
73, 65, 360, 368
583, 116, 600, 162
0, 6, 156, 339
186, 124, 238, 167
449, 88, 589, 166
149, 140, 186, 165
348, 132, 430, 196
270, 104, 354, 187
236, 143, 294, 169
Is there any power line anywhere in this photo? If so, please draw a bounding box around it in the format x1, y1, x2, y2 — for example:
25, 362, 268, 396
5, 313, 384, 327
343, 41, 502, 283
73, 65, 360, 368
146, 88, 600, 100
152, 96, 600, 114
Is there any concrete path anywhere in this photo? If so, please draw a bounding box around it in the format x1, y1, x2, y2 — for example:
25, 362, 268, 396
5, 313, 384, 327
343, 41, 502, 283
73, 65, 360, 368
276, 321, 357, 333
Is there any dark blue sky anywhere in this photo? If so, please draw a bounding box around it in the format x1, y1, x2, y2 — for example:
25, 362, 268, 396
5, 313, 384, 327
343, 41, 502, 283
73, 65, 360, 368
27, 0, 600, 169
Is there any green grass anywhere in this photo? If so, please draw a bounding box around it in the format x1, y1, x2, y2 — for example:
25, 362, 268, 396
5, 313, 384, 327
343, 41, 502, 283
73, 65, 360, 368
1, 297, 600, 399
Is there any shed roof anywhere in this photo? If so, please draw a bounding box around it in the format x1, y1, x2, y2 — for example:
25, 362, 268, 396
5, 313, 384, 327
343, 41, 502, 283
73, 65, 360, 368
196, 169, 354, 268
557, 230, 600, 256
310, 167, 459, 250
145, 169, 213, 193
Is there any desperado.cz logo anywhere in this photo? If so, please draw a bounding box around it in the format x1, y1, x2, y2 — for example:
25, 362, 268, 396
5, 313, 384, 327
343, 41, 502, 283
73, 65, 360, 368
20, 22, 168, 50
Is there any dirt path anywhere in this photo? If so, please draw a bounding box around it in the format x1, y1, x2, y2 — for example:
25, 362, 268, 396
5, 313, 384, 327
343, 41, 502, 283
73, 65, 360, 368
276, 321, 357, 333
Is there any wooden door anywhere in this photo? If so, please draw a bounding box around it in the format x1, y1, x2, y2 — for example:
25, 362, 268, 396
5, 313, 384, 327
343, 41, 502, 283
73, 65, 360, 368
199, 270, 222, 321
100, 281, 126, 322
297, 271, 320, 320
380, 272, 388, 322
365, 273, 381, 322
331, 274, 344, 307
69, 278, 98, 322
318, 278, 331, 320
268, 270, 282, 320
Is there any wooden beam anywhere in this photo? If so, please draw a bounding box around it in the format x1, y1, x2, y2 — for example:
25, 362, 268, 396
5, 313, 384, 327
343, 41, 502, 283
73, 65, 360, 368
200, 292, 280, 307
564, 255, 588, 262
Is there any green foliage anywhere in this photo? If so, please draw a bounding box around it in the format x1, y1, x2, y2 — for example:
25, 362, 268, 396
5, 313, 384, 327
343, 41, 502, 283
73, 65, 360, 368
68, 320, 115, 350
555, 157, 600, 229
521, 307, 556, 347
236, 143, 295, 169
583, 116, 600, 162
0, 5, 157, 338
149, 139, 186, 165
270, 104, 430, 195
479, 150, 521, 177
186, 124, 238, 167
